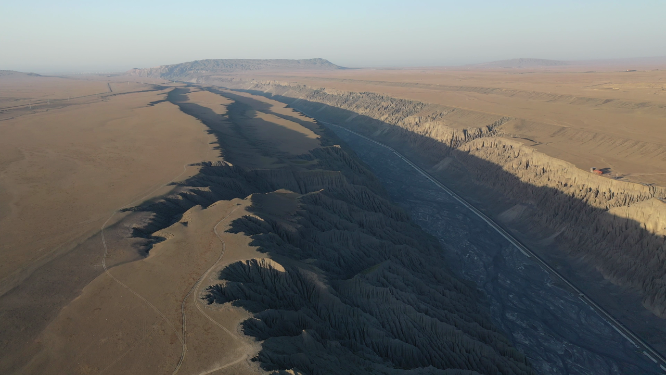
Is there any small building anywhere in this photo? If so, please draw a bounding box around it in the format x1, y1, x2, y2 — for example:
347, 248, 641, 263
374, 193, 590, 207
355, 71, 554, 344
590, 167, 603, 175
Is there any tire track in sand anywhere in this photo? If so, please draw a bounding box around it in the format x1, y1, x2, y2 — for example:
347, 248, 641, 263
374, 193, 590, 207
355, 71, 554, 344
100, 163, 192, 358
97, 91, 220, 373
172, 204, 252, 374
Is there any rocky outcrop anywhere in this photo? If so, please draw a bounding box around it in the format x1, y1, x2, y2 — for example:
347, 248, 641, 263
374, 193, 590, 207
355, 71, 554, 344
609, 198, 666, 237
206, 184, 534, 374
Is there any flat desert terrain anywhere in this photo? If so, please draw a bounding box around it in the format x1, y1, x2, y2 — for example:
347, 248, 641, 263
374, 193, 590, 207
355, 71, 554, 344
0, 73, 216, 293
0, 73, 220, 373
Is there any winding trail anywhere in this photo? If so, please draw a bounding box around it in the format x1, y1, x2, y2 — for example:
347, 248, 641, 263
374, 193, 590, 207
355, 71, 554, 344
99, 162, 192, 358
172, 204, 250, 374
190, 205, 254, 375
96, 86, 228, 373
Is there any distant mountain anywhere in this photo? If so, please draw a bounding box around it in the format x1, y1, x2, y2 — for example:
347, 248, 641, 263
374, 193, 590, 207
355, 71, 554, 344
127, 58, 344, 80
0, 70, 41, 77
470, 58, 569, 68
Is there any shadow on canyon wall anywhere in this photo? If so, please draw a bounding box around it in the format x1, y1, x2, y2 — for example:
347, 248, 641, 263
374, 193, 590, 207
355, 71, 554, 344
230, 87, 666, 319
121, 87, 536, 374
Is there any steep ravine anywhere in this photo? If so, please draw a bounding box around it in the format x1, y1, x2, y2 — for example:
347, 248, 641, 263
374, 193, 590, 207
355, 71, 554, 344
122, 88, 536, 374
327, 121, 664, 374
213, 79, 666, 319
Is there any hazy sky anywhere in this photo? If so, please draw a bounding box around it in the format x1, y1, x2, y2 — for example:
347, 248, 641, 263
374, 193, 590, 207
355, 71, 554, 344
1, 0, 665, 73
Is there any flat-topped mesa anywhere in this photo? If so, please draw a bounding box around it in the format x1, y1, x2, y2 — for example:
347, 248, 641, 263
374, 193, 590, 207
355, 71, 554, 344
127, 58, 344, 80
0, 70, 42, 77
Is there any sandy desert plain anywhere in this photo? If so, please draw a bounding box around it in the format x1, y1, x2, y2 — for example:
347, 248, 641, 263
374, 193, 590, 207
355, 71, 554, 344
1, 58, 666, 374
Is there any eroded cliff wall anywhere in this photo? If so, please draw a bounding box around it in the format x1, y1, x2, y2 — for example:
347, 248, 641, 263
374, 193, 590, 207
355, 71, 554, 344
215, 79, 666, 317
